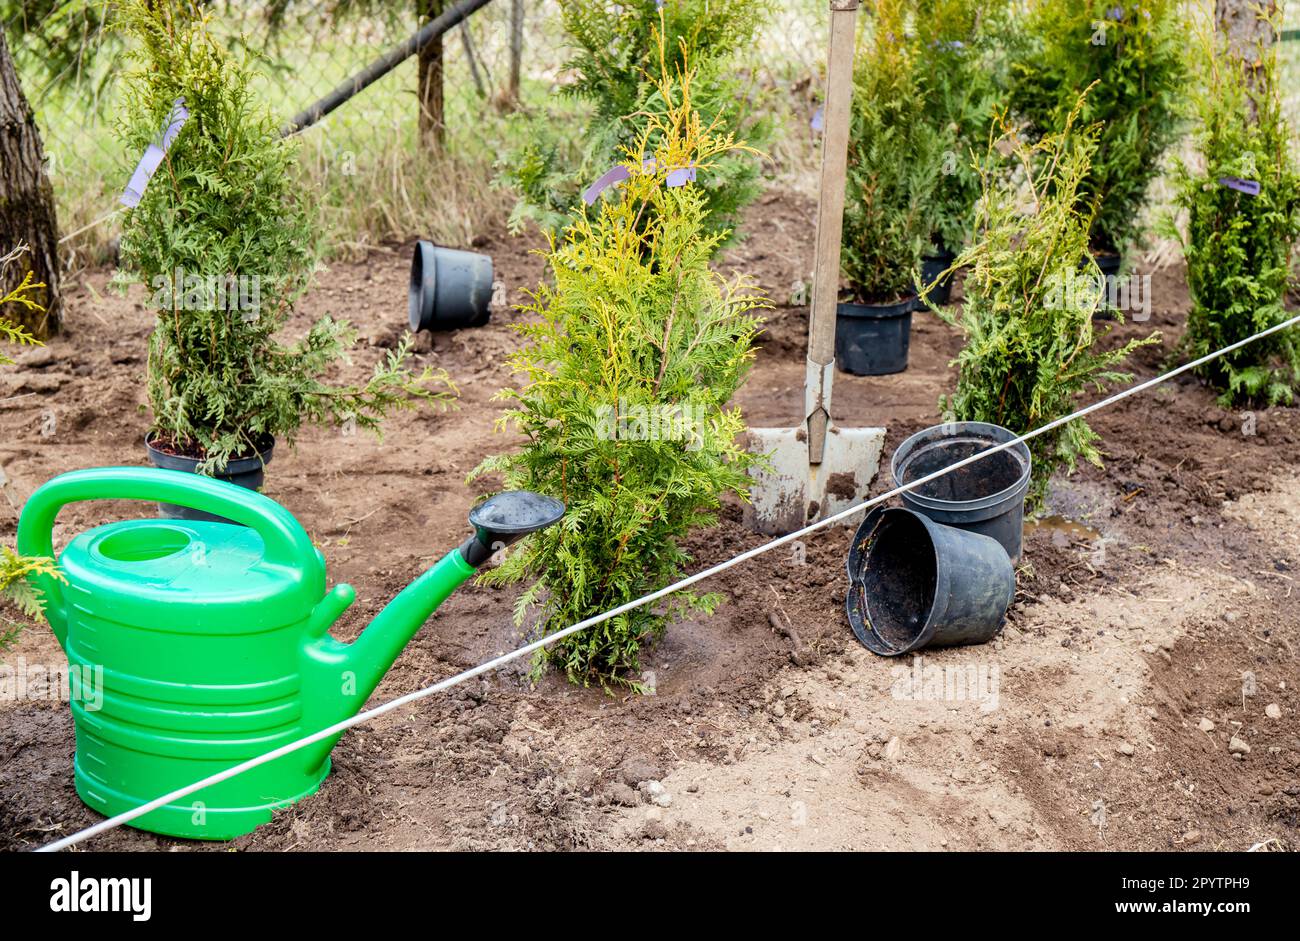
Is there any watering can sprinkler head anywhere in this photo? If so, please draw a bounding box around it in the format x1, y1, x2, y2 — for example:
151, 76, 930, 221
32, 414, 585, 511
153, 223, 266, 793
459, 491, 566, 568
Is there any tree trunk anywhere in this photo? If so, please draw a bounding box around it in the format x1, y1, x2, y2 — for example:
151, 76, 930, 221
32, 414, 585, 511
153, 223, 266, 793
459, 22, 487, 99
418, 0, 446, 149
1215, 0, 1278, 121
508, 0, 524, 107
0, 27, 61, 339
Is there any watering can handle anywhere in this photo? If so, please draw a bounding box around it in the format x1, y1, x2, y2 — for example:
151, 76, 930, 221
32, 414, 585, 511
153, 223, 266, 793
15, 467, 317, 648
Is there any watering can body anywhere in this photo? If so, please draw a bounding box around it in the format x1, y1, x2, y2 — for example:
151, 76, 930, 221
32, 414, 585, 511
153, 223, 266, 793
16, 468, 478, 840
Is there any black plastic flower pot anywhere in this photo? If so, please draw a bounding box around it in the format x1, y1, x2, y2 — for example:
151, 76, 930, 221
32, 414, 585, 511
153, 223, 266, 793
834, 297, 914, 376
845, 506, 1015, 657
409, 239, 494, 332
144, 434, 274, 524
916, 248, 956, 306
1092, 251, 1122, 321
891, 421, 1031, 563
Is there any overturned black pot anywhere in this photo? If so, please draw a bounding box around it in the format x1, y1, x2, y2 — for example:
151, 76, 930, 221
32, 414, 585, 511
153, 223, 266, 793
409, 240, 494, 332
144, 433, 274, 524
834, 295, 914, 376
845, 506, 1015, 656
916, 247, 957, 307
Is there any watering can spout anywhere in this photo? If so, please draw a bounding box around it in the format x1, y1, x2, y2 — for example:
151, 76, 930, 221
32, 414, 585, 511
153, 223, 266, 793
304, 491, 565, 727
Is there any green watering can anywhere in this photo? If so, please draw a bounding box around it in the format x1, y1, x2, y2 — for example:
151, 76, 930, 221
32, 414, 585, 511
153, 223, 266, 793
16, 467, 564, 840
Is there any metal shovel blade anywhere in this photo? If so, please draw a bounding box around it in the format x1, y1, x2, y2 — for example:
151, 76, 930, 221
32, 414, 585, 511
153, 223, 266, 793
743, 423, 886, 535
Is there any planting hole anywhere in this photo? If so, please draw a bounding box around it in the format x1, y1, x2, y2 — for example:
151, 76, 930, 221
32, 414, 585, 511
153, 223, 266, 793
97, 526, 192, 562
863, 512, 936, 652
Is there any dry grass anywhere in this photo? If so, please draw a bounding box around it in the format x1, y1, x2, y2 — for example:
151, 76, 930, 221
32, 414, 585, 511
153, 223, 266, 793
294, 120, 512, 261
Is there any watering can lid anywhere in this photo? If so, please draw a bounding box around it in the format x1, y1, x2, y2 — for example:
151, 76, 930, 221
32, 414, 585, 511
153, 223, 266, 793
58, 518, 325, 629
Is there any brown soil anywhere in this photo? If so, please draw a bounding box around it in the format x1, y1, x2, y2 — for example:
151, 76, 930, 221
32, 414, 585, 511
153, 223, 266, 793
1, 191, 1298, 852
145, 431, 274, 463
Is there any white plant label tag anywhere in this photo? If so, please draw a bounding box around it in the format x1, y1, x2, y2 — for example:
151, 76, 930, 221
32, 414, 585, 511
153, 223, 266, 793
121, 98, 190, 209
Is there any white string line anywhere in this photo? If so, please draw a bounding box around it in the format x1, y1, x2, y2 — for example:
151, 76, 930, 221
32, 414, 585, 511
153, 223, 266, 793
36, 310, 1300, 852
58, 208, 122, 245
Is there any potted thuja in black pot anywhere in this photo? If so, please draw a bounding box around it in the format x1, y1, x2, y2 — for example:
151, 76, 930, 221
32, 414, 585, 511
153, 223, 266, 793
1010, 0, 1183, 314
115, 1, 451, 520
837, 1, 942, 376
911, 0, 1015, 307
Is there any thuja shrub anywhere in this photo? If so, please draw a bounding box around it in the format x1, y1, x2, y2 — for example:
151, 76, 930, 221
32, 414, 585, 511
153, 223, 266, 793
0, 246, 60, 649
1011, 0, 1185, 259
114, 0, 452, 472
503, 0, 771, 249
0, 245, 42, 366
474, 75, 765, 688
942, 108, 1159, 508
0, 547, 61, 649
840, 0, 943, 303
912, 0, 1018, 253
1170, 19, 1300, 406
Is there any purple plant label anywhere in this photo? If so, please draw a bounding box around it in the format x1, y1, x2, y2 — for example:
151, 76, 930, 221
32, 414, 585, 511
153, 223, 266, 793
158, 98, 189, 149
665, 165, 697, 188
811, 106, 824, 133
120, 98, 190, 209
121, 148, 164, 209
1218, 176, 1261, 196
584, 156, 699, 203
583, 165, 632, 205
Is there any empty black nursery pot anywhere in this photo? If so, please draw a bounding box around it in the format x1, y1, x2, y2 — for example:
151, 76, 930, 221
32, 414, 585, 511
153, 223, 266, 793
891, 421, 1032, 563
845, 506, 1015, 657
409, 239, 494, 332
834, 295, 915, 376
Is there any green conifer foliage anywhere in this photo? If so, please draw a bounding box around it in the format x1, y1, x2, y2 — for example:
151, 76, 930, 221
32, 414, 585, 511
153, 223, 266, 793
115, 0, 452, 472
476, 65, 766, 688
503, 0, 772, 251
840, 0, 943, 303
943, 106, 1159, 507
1011, 0, 1185, 260
1170, 16, 1300, 406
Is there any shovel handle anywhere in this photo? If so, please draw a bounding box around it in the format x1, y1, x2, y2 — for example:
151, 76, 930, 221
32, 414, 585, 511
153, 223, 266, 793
806, 0, 860, 459
16, 467, 316, 648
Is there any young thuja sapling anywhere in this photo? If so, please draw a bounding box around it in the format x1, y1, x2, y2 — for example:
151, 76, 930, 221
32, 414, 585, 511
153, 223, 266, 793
113, 0, 453, 475
473, 66, 767, 688
1167, 10, 1300, 406
1010, 0, 1185, 266
940, 103, 1160, 509
911, 0, 1019, 260
502, 0, 773, 252
839, 0, 944, 306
